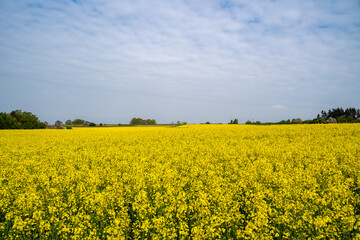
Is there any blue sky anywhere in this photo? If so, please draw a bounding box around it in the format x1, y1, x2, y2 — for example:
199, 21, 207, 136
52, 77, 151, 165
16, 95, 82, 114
0, 0, 359, 124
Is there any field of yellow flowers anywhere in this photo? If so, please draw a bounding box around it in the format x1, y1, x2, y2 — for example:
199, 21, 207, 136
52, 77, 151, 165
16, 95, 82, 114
0, 124, 360, 239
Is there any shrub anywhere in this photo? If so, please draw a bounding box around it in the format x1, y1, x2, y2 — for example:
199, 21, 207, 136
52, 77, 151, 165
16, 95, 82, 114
66, 126, 72, 129
295, 118, 302, 124
337, 115, 347, 123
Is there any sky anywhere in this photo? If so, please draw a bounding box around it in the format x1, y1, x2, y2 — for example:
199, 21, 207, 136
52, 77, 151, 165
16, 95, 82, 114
0, 0, 359, 124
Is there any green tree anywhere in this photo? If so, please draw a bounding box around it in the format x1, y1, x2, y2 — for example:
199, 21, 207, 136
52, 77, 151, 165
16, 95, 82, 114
295, 118, 302, 124
72, 119, 85, 125
0, 110, 45, 129
347, 115, 355, 123
0, 112, 17, 129
130, 118, 156, 125
337, 115, 347, 123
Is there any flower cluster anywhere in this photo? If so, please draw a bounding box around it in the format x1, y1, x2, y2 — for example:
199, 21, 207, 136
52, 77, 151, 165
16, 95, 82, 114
0, 124, 359, 239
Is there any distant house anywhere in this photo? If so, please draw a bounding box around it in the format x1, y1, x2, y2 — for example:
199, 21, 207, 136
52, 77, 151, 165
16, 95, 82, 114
325, 117, 337, 123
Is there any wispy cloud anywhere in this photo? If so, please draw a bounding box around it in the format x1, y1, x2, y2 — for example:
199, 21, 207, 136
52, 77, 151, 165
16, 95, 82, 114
271, 105, 287, 109
0, 0, 359, 123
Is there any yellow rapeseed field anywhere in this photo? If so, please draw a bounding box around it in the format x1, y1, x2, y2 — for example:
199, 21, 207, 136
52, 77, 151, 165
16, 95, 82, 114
0, 124, 359, 239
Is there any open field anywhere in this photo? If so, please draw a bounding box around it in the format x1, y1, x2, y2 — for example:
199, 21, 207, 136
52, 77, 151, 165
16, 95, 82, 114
1, 124, 360, 239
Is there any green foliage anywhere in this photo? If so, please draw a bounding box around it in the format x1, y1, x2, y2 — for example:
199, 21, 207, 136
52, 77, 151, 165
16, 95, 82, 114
347, 116, 355, 123
99, 123, 103, 126
245, 120, 252, 124
130, 117, 157, 125
337, 115, 347, 123
320, 107, 360, 123
66, 126, 72, 129
295, 118, 302, 124
229, 119, 238, 124
0, 110, 46, 129
65, 120, 72, 125
89, 122, 96, 127
278, 119, 291, 124
72, 119, 85, 125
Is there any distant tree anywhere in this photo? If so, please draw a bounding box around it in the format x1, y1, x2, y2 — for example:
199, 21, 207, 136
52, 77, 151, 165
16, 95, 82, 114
99, 123, 103, 126
205, 121, 210, 124
0, 110, 45, 129
318, 107, 360, 122
255, 121, 261, 125
130, 117, 156, 125
345, 108, 356, 118
295, 118, 302, 124
229, 119, 238, 124
72, 119, 85, 125
65, 120, 72, 125
318, 117, 325, 123
89, 122, 96, 127
0, 112, 17, 129
245, 120, 252, 124
278, 119, 291, 124
337, 115, 347, 123
347, 115, 355, 123
321, 110, 327, 119
130, 118, 141, 125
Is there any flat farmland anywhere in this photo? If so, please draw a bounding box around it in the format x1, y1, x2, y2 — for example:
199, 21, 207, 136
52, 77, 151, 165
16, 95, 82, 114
0, 124, 359, 239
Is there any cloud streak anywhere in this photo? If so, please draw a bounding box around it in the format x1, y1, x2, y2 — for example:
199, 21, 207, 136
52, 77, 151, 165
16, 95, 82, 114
0, 0, 359, 123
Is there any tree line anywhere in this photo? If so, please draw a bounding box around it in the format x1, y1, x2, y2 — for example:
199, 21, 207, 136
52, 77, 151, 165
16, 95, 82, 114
65, 119, 96, 126
239, 107, 360, 125
130, 118, 157, 125
319, 107, 360, 123
0, 110, 46, 129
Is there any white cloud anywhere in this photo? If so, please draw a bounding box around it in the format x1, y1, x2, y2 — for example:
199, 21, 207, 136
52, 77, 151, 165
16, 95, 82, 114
271, 105, 287, 109
0, 0, 359, 123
